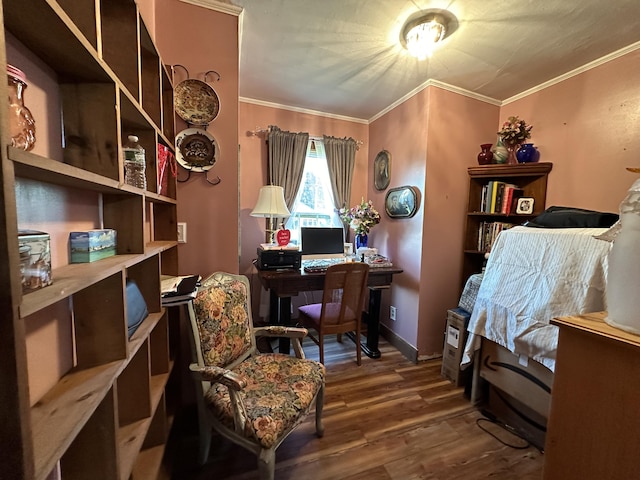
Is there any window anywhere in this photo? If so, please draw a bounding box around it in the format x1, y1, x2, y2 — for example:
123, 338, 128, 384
285, 139, 342, 247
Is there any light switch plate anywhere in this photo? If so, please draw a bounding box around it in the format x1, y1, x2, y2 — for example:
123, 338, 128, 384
177, 222, 187, 243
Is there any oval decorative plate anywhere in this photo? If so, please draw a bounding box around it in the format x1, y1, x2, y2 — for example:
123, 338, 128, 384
175, 128, 219, 172
174, 79, 220, 125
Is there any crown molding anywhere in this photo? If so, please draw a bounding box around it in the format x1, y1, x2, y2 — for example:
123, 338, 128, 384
178, 0, 242, 16
503, 41, 640, 105
239, 97, 369, 124
368, 79, 500, 123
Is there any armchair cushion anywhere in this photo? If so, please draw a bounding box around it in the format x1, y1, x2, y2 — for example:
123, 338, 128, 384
204, 353, 325, 448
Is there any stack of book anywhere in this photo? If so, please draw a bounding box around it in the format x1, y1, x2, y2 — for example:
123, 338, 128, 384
480, 181, 524, 215
161, 275, 201, 305
477, 221, 516, 252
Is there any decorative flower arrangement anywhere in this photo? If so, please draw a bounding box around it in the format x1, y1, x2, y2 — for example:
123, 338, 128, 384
340, 198, 381, 235
498, 116, 533, 147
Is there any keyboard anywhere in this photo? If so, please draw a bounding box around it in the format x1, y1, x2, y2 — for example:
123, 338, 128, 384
302, 258, 346, 273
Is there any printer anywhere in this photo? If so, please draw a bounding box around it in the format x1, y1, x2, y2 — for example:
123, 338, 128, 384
256, 246, 301, 270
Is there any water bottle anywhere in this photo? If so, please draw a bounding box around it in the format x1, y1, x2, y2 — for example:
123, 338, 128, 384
123, 135, 146, 189
605, 178, 640, 333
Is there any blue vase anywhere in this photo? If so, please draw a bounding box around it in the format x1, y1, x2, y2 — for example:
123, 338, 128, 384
355, 233, 368, 249
516, 143, 540, 163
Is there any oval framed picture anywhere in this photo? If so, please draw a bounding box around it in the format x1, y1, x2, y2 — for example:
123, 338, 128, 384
374, 150, 391, 191
385, 186, 420, 218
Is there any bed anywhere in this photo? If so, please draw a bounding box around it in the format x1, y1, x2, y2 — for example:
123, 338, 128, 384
460, 225, 612, 448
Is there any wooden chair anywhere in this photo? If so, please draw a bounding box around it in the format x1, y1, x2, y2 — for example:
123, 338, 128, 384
298, 262, 370, 365
186, 272, 325, 480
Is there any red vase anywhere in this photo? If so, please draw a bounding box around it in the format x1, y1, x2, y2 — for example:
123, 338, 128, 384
477, 144, 493, 165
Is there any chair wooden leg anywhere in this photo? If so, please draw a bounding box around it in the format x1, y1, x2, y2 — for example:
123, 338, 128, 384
196, 399, 212, 465
319, 334, 325, 364
356, 328, 362, 366
258, 448, 276, 480
315, 384, 325, 437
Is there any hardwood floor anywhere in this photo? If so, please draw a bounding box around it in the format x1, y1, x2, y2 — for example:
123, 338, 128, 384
167, 336, 544, 479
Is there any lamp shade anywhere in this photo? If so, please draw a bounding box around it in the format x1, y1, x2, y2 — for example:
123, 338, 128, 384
251, 185, 291, 218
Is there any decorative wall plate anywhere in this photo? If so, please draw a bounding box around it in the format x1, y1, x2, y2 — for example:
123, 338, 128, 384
175, 128, 219, 172
174, 78, 220, 125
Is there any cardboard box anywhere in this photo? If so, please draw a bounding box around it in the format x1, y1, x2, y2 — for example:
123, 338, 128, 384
441, 307, 471, 387
18, 230, 52, 293
70, 229, 117, 263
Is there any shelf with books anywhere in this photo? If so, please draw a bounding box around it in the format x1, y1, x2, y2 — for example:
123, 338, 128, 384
461, 163, 553, 290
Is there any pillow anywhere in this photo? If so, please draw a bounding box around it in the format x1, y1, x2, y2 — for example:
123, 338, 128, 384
523, 206, 619, 229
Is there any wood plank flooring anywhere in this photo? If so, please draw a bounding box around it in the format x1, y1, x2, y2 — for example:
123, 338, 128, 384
167, 336, 544, 479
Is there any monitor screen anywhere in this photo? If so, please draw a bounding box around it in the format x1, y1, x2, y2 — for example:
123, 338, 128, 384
300, 227, 345, 259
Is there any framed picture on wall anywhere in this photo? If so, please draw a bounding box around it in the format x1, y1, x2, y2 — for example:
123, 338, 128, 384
374, 150, 391, 191
385, 186, 420, 218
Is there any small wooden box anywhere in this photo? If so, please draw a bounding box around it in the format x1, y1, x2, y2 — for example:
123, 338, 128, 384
441, 308, 471, 387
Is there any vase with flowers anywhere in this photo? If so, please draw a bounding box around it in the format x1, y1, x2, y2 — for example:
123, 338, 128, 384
498, 116, 533, 165
339, 198, 381, 250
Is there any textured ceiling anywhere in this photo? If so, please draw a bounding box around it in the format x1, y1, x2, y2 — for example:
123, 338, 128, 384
233, 0, 640, 121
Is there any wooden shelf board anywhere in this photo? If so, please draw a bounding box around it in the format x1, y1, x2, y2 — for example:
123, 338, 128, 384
9, 147, 131, 194
31, 361, 123, 480
20, 254, 138, 318
552, 311, 640, 348
118, 370, 171, 480
128, 312, 163, 358
20, 245, 176, 318
3, 0, 109, 83
131, 444, 170, 480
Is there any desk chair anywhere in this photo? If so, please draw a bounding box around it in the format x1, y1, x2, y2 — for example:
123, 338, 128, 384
186, 272, 325, 480
298, 263, 370, 365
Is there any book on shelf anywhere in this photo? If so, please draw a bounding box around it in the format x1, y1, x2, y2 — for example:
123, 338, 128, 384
477, 221, 517, 252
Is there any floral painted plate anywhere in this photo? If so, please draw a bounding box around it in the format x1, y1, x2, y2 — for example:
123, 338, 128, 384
175, 128, 219, 172
174, 79, 220, 125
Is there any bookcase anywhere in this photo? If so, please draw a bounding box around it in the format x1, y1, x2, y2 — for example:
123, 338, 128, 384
461, 163, 553, 289
0, 1, 179, 479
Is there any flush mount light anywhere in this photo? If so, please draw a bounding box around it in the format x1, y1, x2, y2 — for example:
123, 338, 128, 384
400, 10, 458, 60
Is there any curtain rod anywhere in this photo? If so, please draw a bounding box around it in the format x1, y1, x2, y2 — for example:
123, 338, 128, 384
248, 127, 364, 147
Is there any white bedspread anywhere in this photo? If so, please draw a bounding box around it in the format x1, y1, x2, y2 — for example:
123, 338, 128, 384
461, 226, 611, 372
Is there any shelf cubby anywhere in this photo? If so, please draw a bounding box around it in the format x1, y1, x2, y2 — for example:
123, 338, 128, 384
2, 1, 179, 477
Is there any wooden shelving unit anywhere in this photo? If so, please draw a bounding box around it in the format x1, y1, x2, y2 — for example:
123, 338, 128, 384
0, 1, 178, 478
461, 163, 553, 289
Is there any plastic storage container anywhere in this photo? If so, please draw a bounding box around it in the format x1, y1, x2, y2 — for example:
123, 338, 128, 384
123, 134, 146, 189
605, 178, 640, 334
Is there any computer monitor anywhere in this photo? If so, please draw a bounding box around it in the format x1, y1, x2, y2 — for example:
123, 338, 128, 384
300, 227, 345, 260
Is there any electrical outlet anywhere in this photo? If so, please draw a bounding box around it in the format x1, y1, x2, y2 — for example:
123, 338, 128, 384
390, 305, 397, 321
177, 222, 187, 243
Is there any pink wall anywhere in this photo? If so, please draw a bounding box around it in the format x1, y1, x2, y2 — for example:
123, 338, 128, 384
153, 0, 240, 278
500, 49, 640, 211
369, 87, 499, 356
238, 102, 369, 275
146, 2, 640, 359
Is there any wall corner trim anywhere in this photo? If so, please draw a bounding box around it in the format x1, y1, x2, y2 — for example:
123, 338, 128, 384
179, 0, 243, 16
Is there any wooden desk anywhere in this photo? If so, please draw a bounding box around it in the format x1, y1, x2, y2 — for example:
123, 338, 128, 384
257, 265, 403, 358
544, 311, 640, 479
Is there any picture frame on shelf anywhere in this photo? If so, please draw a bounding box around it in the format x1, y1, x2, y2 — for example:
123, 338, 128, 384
374, 150, 391, 191
516, 197, 535, 214
385, 186, 420, 218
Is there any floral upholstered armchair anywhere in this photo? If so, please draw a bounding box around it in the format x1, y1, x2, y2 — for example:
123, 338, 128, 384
186, 271, 325, 480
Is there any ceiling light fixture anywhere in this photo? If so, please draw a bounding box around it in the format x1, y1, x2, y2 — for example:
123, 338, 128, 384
400, 10, 457, 60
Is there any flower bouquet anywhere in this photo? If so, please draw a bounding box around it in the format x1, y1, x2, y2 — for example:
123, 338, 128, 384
340, 199, 380, 248
498, 116, 533, 164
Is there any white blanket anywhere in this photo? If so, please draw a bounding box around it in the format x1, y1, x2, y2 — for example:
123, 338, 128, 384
461, 226, 611, 372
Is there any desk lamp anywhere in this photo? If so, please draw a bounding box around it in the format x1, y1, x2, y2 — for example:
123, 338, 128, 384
251, 185, 291, 245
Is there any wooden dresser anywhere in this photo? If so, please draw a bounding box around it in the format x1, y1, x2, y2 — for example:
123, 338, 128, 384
544, 311, 640, 479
